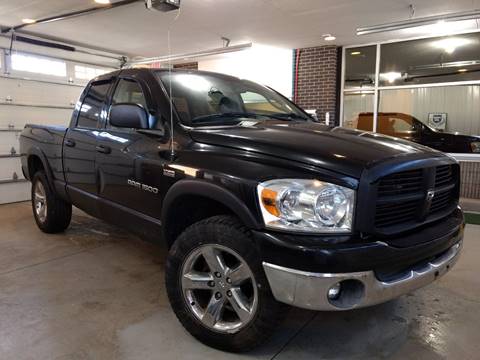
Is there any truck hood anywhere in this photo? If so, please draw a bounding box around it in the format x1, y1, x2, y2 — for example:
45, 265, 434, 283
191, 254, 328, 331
188, 120, 443, 178
438, 130, 480, 141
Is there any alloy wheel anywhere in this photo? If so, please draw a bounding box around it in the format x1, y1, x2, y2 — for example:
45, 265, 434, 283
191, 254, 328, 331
180, 244, 258, 333
34, 181, 47, 223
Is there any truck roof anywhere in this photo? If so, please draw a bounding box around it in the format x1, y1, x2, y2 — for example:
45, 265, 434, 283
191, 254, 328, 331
92, 67, 245, 84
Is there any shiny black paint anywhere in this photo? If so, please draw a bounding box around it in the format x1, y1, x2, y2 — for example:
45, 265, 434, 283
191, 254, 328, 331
419, 123, 480, 153
20, 68, 463, 274
256, 208, 464, 273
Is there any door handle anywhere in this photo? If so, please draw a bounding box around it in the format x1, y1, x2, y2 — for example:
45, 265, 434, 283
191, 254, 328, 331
64, 139, 76, 147
96, 145, 111, 154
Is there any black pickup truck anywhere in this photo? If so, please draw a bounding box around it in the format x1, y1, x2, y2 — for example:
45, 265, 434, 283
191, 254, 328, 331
20, 68, 464, 352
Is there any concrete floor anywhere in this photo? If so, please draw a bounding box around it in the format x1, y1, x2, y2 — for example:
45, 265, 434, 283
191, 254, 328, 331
0, 202, 479, 360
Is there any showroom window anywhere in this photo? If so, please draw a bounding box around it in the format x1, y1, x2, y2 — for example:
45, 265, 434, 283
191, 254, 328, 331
10, 53, 67, 77
344, 45, 377, 90
342, 32, 480, 154
380, 33, 480, 86
342, 46, 376, 130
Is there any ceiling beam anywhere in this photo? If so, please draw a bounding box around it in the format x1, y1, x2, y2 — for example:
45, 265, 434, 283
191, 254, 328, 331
127, 43, 253, 66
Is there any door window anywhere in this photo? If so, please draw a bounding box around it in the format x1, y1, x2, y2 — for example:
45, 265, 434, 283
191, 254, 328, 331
377, 114, 420, 137
77, 81, 111, 128
112, 79, 148, 109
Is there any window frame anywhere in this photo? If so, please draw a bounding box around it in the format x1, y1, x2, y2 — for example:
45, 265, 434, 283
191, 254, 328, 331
106, 76, 153, 130
340, 29, 480, 158
75, 79, 113, 130
111, 78, 148, 109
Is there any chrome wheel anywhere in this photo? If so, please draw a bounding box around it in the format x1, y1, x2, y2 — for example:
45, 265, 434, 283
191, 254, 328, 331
34, 181, 47, 223
181, 244, 258, 333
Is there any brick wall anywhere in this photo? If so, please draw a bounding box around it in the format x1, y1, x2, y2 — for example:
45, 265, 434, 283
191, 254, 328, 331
173, 62, 198, 70
294, 45, 340, 124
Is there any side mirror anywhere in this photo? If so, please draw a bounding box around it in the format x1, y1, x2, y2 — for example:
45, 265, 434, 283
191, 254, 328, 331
305, 109, 319, 122
110, 103, 148, 129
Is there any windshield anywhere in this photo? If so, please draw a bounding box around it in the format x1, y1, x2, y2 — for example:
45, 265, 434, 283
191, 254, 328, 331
156, 71, 309, 126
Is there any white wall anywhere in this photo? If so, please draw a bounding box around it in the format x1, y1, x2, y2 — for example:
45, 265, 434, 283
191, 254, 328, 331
198, 44, 293, 98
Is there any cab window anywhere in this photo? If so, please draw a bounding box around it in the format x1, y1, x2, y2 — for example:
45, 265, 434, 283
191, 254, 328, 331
77, 80, 111, 128
378, 116, 416, 135
112, 78, 148, 109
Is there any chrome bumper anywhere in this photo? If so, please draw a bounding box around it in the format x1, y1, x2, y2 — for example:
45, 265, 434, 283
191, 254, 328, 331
263, 241, 462, 311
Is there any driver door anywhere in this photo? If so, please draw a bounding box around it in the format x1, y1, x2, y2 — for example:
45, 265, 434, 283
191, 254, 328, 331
95, 76, 170, 223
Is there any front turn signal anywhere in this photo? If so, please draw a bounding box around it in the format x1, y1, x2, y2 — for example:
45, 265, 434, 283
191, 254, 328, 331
261, 188, 279, 217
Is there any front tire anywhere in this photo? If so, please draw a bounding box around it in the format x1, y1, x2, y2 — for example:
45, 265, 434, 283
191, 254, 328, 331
31, 171, 72, 233
165, 215, 283, 352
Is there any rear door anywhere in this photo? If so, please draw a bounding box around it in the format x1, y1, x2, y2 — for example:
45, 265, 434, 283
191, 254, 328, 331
63, 79, 113, 213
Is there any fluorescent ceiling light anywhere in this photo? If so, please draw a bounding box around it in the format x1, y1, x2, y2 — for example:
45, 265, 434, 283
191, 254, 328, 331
21, 18, 36, 24
357, 9, 480, 35
95, 0, 111, 4
400, 19, 475, 36
458, 68, 468, 72
380, 72, 402, 83
431, 37, 471, 54
350, 51, 362, 56
324, 34, 336, 41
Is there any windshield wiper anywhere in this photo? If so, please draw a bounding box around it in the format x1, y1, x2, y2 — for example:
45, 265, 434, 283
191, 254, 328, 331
192, 112, 261, 124
266, 112, 310, 121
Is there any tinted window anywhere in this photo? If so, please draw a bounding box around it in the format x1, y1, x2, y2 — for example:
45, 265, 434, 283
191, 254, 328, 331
112, 79, 147, 109
380, 32, 480, 86
77, 81, 111, 128
344, 46, 377, 89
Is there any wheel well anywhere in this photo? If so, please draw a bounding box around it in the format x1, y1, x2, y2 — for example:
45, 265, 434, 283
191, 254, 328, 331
164, 195, 235, 248
28, 155, 44, 178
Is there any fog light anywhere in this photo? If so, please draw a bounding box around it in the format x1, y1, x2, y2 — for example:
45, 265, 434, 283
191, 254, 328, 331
328, 283, 342, 300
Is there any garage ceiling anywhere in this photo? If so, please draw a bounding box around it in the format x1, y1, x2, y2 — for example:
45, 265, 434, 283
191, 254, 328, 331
1, 0, 480, 58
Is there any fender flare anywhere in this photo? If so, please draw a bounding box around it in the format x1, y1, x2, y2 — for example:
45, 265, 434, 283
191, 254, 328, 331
26, 147, 56, 190
161, 179, 261, 232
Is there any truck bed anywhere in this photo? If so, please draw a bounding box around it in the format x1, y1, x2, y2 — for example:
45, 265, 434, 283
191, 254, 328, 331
19, 124, 68, 183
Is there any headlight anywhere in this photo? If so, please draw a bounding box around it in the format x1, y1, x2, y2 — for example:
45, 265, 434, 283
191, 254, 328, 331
471, 142, 480, 153
257, 179, 355, 233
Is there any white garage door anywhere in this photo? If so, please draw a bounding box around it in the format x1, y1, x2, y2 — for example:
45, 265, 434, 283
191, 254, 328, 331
0, 48, 116, 204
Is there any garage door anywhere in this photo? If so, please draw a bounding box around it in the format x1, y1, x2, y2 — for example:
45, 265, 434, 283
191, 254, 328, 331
0, 49, 115, 204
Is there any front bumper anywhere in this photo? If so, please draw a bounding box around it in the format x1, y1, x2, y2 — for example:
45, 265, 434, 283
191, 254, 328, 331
263, 240, 462, 311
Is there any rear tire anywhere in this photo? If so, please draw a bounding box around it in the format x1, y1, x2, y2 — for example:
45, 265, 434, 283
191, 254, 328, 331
31, 171, 72, 233
165, 215, 284, 352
